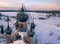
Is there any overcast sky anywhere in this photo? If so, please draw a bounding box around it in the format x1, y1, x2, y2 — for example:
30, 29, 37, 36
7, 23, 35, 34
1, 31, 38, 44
0, 0, 60, 10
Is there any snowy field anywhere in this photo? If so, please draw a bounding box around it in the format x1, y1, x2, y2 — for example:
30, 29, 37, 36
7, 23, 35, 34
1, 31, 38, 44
0, 12, 60, 44
35, 17, 60, 44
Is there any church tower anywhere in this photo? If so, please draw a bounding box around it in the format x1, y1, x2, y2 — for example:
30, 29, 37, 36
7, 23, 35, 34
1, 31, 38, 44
16, 5, 28, 32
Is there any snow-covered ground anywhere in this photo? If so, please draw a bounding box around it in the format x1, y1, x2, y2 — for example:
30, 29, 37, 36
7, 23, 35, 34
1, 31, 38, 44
35, 17, 60, 44
0, 12, 60, 44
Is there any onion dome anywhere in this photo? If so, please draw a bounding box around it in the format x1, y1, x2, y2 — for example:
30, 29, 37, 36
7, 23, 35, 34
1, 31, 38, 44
5, 25, 12, 34
17, 5, 28, 22
17, 13, 28, 22
28, 30, 34, 37
0, 25, 4, 34
30, 23, 36, 29
15, 34, 22, 40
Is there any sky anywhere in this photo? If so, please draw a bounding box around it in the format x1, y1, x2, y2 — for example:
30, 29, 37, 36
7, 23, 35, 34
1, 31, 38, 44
0, 0, 60, 10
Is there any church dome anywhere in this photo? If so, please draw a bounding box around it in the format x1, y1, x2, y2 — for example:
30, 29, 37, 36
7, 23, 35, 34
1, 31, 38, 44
17, 5, 28, 22
30, 23, 36, 29
17, 13, 28, 22
5, 25, 12, 34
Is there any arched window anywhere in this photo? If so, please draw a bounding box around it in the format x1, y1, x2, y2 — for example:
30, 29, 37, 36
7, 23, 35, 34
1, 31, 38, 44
20, 23, 23, 28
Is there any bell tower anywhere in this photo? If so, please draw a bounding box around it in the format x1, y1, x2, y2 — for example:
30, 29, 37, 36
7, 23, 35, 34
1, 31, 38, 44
16, 5, 28, 32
